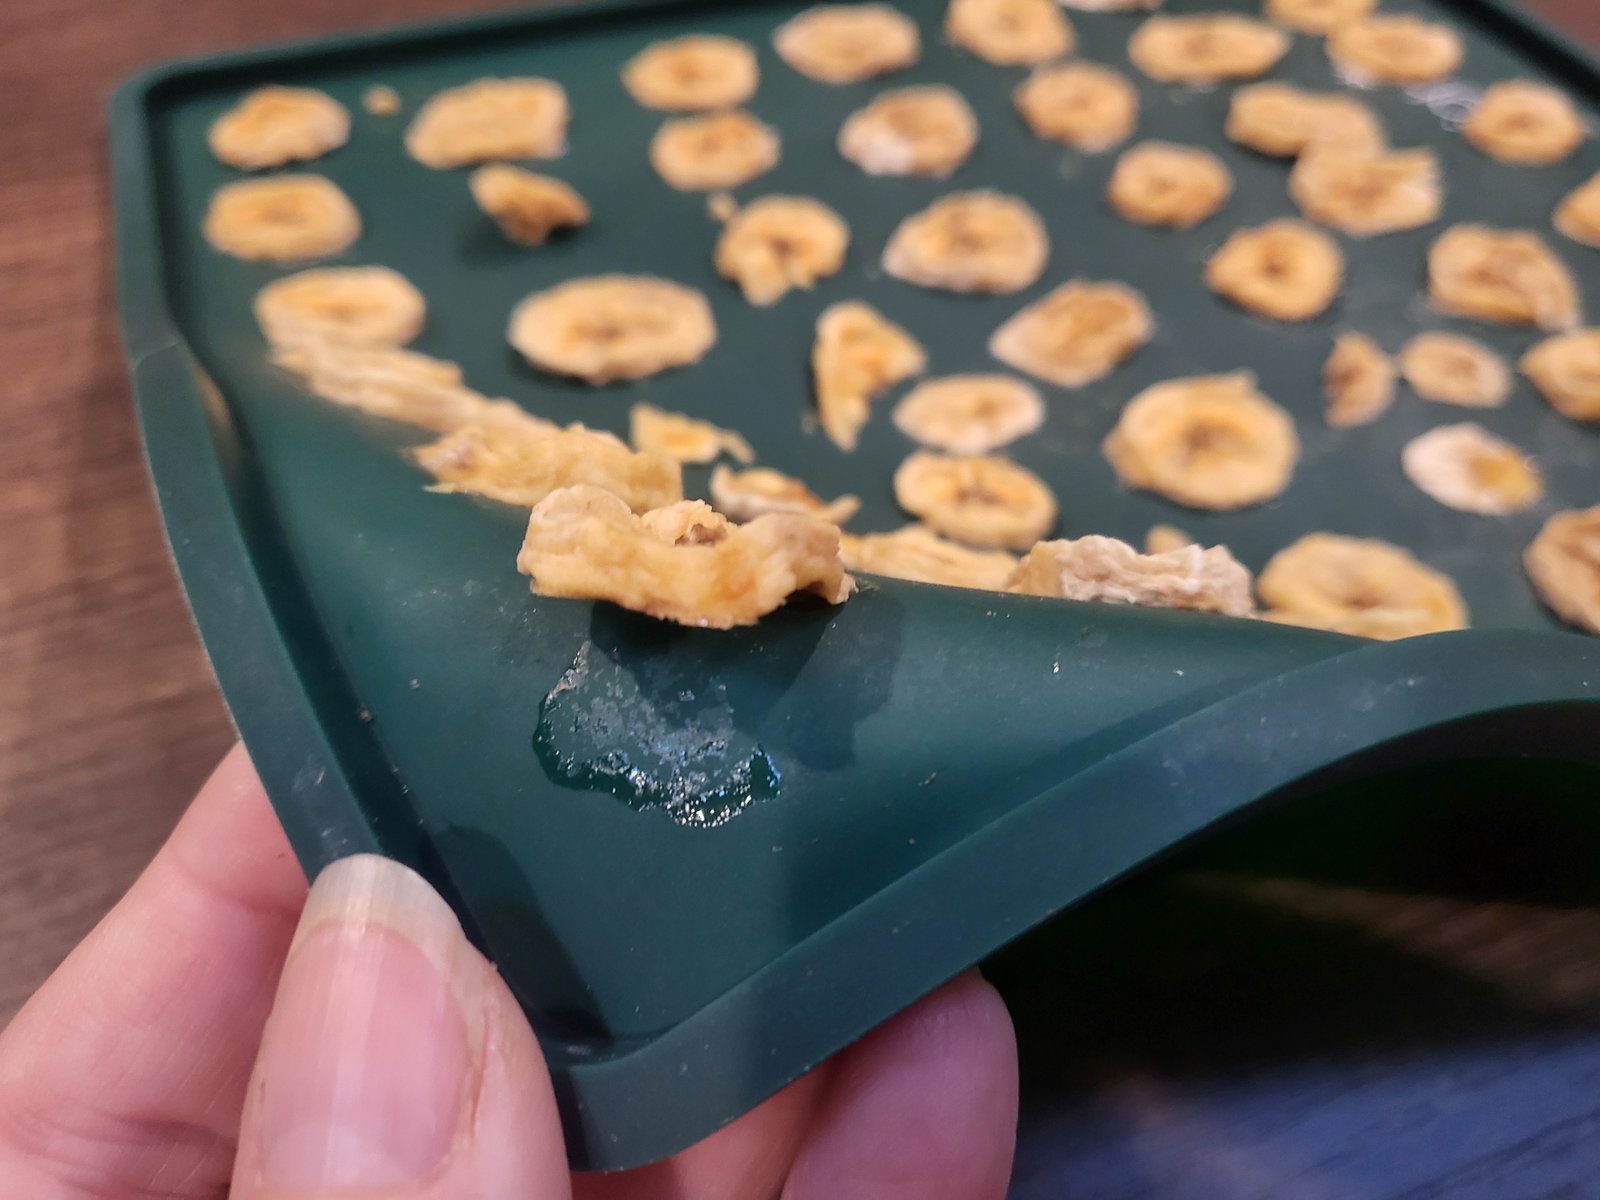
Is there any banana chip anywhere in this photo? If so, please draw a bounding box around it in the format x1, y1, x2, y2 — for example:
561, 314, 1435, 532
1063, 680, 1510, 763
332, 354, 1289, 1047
714, 195, 850, 305
651, 109, 780, 190
1059, 0, 1157, 8
1145, 524, 1194, 554
812, 301, 927, 451
946, 0, 1074, 66
630, 403, 755, 465
469, 165, 589, 246
405, 78, 569, 168
1525, 507, 1600, 634
1265, 0, 1376, 36
1323, 332, 1395, 428
1428, 225, 1581, 331
882, 191, 1048, 294
1289, 147, 1442, 237
1401, 422, 1543, 515
988, 280, 1153, 387
254, 266, 425, 350
710, 464, 860, 524
518, 486, 854, 628
1007, 535, 1255, 617
1128, 15, 1289, 84
1225, 83, 1385, 158
1205, 219, 1344, 322
1554, 173, 1600, 250
1013, 62, 1139, 153
622, 35, 759, 111
209, 86, 350, 169
1327, 16, 1463, 85
203, 175, 360, 262
1399, 333, 1511, 407
1463, 81, 1587, 166
508, 275, 717, 384
841, 525, 1017, 590
838, 86, 979, 178
893, 451, 1057, 550
1103, 373, 1299, 510
1522, 329, 1600, 421
893, 374, 1045, 454
773, 4, 921, 84
1258, 533, 1468, 639
1106, 141, 1232, 228
363, 85, 402, 116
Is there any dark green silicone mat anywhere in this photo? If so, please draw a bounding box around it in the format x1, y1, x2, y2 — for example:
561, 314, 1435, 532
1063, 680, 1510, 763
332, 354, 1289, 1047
113, 0, 1600, 1170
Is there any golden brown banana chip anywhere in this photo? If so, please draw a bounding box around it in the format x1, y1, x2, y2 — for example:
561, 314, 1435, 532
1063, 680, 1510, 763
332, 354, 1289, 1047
1265, 0, 1376, 36
1225, 83, 1385, 158
518, 486, 854, 628
630, 403, 755, 465
651, 109, 780, 190
1289, 147, 1441, 238
1258, 533, 1468, 639
773, 4, 921, 84
1013, 62, 1139, 153
405, 78, 569, 168
1428, 225, 1581, 331
1399, 333, 1511, 408
1522, 329, 1600, 421
841, 525, 1018, 590
203, 175, 360, 262
1463, 81, 1587, 166
1059, 0, 1157, 9
946, 0, 1074, 66
1007, 535, 1255, 617
1524, 507, 1600, 634
1205, 219, 1344, 321
622, 35, 759, 111
812, 301, 927, 451
714, 195, 849, 305
1103, 373, 1299, 510
838, 86, 979, 178
1145, 524, 1194, 555
1128, 15, 1289, 84
1106, 142, 1232, 229
468, 165, 589, 246
254, 266, 425, 350
892, 374, 1045, 454
362, 85, 402, 116
988, 280, 1153, 387
893, 451, 1057, 550
508, 275, 717, 384
1323, 332, 1395, 428
209, 86, 350, 169
710, 464, 860, 524
882, 191, 1048, 294
1401, 422, 1543, 515
1555, 173, 1600, 250
1327, 16, 1463, 85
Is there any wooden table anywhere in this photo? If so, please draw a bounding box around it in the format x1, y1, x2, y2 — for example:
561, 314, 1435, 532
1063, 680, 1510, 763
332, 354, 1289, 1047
1, 1, 1597, 1193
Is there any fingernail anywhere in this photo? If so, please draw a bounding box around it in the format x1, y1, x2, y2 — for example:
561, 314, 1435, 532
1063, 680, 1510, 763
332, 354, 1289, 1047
253, 854, 482, 1191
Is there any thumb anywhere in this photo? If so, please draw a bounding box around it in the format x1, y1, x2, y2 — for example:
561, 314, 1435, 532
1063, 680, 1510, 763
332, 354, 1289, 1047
231, 854, 571, 1200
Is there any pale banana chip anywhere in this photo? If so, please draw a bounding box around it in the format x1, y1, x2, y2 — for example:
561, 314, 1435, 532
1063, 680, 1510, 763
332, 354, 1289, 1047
893, 451, 1057, 550
1060, 0, 1158, 9
1265, 0, 1376, 36
1428, 225, 1581, 331
1327, 16, 1463, 85
710, 464, 860, 524
1522, 328, 1600, 421
1106, 141, 1232, 228
1289, 147, 1441, 237
405, 78, 569, 168
1323, 332, 1396, 428
622, 35, 759, 111
893, 374, 1045, 454
209, 86, 350, 169
254, 266, 425, 349
946, 0, 1074, 66
714, 195, 849, 305
203, 175, 360, 263
363, 85, 402, 116
508, 275, 716, 384
1258, 533, 1468, 638
469, 165, 589, 246
1013, 62, 1137, 152
1145, 524, 1194, 554
1524, 507, 1600, 634
841, 525, 1017, 590
630, 403, 755, 465
1401, 422, 1543, 515
774, 4, 920, 84
1463, 81, 1587, 166
1129, 15, 1288, 84
1554, 173, 1600, 250
1206, 219, 1344, 321
883, 191, 1048, 294
1226, 83, 1384, 157
1007, 534, 1255, 617
1399, 332, 1511, 407
651, 109, 780, 190
989, 280, 1153, 387
813, 301, 927, 451
838, 86, 979, 178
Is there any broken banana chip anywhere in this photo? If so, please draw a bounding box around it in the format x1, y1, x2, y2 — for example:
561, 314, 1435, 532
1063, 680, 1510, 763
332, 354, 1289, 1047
893, 451, 1057, 550
883, 191, 1048, 294
1525, 507, 1600, 635
1555, 173, 1600, 250
714, 195, 850, 305
1226, 83, 1385, 158
892, 374, 1045, 455
203, 175, 360, 263
842, 525, 1016, 590
1402, 422, 1543, 515
651, 109, 781, 190
838, 86, 979, 178
988, 280, 1153, 387
1522, 328, 1600, 421
1128, 15, 1289, 85
710, 464, 860, 524
1399, 332, 1511, 408
1007, 534, 1255, 618
469, 165, 589, 246
508, 275, 717, 384
405, 77, 569, 168
773, 4, 921, 84
208, 86, 350, 169
1103, 372, 1299, 511
1327, 16, 1463, 85
1323, 332, 1396, 428
1463, 81, 1587, 166
1428, 225, 1581, 331
813, 301, 927, 451
1106, 141, 1232, 229
1288, 147, 1442, 237
946, 0, 1074, 66
1265, 0, 1377, 36
254, 266, 425, 350
622, 35, 759, 111
1205, 219, 1344, 322
630, 403, 754, 465
1258, 532, 1468, 639
363, 85, 402, 116
517, 486, 854, 629
1013, 62, 1139, 153
1145, 524, 1195, 555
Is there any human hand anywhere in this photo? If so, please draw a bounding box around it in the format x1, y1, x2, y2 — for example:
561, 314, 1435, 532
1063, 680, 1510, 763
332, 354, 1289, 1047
0, 744, 1018, 1198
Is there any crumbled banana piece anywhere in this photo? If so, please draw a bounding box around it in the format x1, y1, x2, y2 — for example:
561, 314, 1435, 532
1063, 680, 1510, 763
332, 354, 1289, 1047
254, 266, 425, 349
838, 86, 979, 178
882, 191, 1048, 294
1428, 225, 1581, 331
203, 175, 360, 262
469, 165, 589, 246
508, 275, 716, 384
1226, 83, 1384, 157
1258, 533, 1468, 639
1013, 62, 1138, 152
1145, 524, 1194, 555
893, 451, 1057, 550
362, 85, 402, 116
1463, 81, 1587, 166
1522, 328, 1600, 421
1266, 0, 1377, 36
710, 464, 860, 524
893, 374, 1045, 454
1524, 507, 1600, 634
1402, 422, 1543, 515
622, 35, 759, 111
946, 0, 1074, 66
405, 78, 569, 167
651, 109, 780, 190
209, 86, 350, 169
1205, 219, 1344, 322
1399, 333, 1511, 407
812, 301, 927, 451
1327, 16, 1463, 85
714, 195, 849, 305
1323, 333, 1395, 428
1007, 535, 1255, 617
1555, 173, 1600, 249
630, 403, 754, 465
774, 4, 920, 84
1106, 142, 1232, 229
1129, 15, 1289, 84
841, 525, 1017, 590
1289, 147, 1441, 237
989, 280, 1152, 387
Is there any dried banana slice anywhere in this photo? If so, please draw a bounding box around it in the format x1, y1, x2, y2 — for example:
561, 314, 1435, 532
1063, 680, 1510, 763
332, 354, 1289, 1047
1225, 83, 1385, 158
1402, 422, 1543, 515
714, 195, 849, 305
1265, 0, 1376, 36
710, 464, 860, 524
988, 280, 1153, 387
1399, 332, 1511, 407
1463, 81, 1587, 166
882, 191, 1048, 294
405, 77, 569, 168
1327, 16, 1463, 85
893, 451, 1057, 550
1106, 142, 1232, 229
946, 0, 1074, 66
1205, 219, 1344, 321
1428, 225, 1581, 331
254, 266, 425, 349
1060, 0, 1157, 9
838, 86, 979, 178
651, 109, 780, 190
1258, 533, 1468, 639
469, 165, 589, 246
1555, 173, 1600, 250
1007, 535, 1255, 617
1013, 62, 1139, 153
1522, 329, 1600, 421
209, 86, 350, 169
508, 275, 716, 384
841, 525, 1017, 590
1288, 147, 1441, 237
1103, 372, 1299, 510
363, 85, 402, 116
813, 302, 926, 451
1323, 333, 1395, 428
1145, 524, 1194, 555
203, 175, 360, 262
893, 374, 1045, 454
630, 403, 754, 465
519, 486, 854, 628
1128, 15, 1289, 84
1525, 507, 1600, 634
622, 35, 759, 111
773, 4, 921, 84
